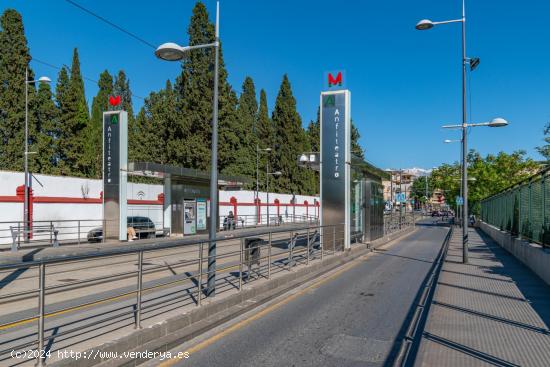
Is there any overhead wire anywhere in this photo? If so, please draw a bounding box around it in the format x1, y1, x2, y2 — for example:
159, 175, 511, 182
32, 57, 145, 100
63, 0, 157, 49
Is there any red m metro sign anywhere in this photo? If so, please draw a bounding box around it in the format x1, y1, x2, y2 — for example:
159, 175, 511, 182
325, 70, 346, 90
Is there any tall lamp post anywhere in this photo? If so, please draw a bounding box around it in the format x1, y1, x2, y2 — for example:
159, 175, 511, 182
256, 146, 271, 224
416, 0, 477, 264
442, 118, 508, 262
155, 1, 220, 295
24, 67, 51, 241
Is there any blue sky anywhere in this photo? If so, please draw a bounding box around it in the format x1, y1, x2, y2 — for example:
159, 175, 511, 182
2, 0, 549, 170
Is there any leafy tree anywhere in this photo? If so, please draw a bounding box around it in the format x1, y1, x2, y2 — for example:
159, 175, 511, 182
351, 121, 364, 159
0, 9, 35, 171
536, 122, 550, 161
271, 74, 314, 194
57, 48, 89, 176
113, 70, 136, 160
226, 77, 258, 182
410, 174, 433, 204
29, 82, 58, 174
174, 2, 239, 173
134, 80, 178, 165
86, 70, 113, 178
430, 149, 540, 215
306, 108, 320, 153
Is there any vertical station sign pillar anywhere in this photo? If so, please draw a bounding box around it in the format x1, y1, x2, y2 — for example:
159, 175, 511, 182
103, 110, 128, 241
320, 71, 351, 251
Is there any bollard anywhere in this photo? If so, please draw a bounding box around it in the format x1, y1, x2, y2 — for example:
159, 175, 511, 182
136, 251, 143, 329
37, 263, 46, 367
197, 242, 203, 306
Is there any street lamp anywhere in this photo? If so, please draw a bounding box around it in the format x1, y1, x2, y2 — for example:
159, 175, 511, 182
256, 146, 271, 224
155, 1, 220, 296
266, 170, 282, 226
417, 0, 474, 264
24, 67, 51, 242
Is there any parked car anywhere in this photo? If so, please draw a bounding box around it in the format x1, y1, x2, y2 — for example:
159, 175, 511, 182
431, 210, 441, 217
87, 216, 156, 242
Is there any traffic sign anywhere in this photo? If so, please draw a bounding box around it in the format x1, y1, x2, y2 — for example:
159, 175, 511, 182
395, 193, 406, 203
455, 196, 464, 206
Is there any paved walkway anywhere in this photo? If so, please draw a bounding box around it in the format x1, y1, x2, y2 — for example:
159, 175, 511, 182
414, 227, 550, 367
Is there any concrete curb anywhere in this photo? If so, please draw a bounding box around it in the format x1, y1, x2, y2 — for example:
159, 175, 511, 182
51, 226, 416, 367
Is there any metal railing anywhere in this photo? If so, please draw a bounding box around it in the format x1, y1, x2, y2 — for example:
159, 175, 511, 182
0, 219, 166, 251
481, 167, 550, 248
219, 214, 318, 230
0, 221, 349, 366
383, 213, 417, 236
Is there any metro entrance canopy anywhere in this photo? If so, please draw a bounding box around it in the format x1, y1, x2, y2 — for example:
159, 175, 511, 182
127, 162, 249, 236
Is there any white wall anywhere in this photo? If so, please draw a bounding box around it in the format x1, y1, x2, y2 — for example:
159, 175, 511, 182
0, 171, 319, 245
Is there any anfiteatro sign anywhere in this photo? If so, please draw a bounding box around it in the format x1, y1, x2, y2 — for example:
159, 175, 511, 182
103, 110, 128, 241
320, 89, 351, 250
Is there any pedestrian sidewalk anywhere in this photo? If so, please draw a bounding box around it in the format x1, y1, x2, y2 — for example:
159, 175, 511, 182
414, 227, 550, 367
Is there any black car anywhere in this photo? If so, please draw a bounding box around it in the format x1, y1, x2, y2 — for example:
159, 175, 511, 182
87, 216, 156, 242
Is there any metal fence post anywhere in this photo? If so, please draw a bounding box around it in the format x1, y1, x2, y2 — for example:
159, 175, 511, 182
49, 221, 53, 245
543, 175, 547, 246
136, 251, 143, 329
197, 242, 203, 306
267, 232, 272, 279
78, 220, 81, 245
17, 222, 20, 249
333, 226, 336, 254
239, 238, 243, 290
320, 224, 324, 261
288, 231, 293, 269
306, 226, 310, 266
37, 263, 46, 367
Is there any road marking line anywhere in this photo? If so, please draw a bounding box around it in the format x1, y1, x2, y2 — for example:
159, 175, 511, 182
158, 255, 367, 367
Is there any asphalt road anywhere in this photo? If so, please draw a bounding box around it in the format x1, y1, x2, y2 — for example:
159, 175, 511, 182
164, 220, 449, 367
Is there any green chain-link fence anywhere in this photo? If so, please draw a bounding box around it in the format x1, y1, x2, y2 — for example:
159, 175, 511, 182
481, 167, 550, 247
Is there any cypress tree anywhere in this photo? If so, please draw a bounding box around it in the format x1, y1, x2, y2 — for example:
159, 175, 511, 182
29, 82, 58, 174
306, 108, 320, 153
85, 70, 113, 178
0, 9, 34, 171
271, 74, 311, 194
57, 48, 89, 176
256, 89, 273, 191
175, 2, 239, 172
224, 76, 258, 180
351, 121, 364, 159
135, 80, 177, 165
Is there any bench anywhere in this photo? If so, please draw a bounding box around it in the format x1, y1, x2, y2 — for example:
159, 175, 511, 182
10, 224, 59, 252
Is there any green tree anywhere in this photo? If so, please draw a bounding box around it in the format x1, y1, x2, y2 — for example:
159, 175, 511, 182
430, 149, 540, 215
271, 74, 314, 194
306, 108, 320, 153
85, 70, 113, 178
255, 89, 273, 191
351, 121, 364, 159
29, 82, 58, 174
174, 2, 239, 173
113, 70, 136, 161
226, 76, 258, 181
0, 9, 35, 171
536, 122, 550, 161
135, 80, 178, 165
57, 48, 89, 176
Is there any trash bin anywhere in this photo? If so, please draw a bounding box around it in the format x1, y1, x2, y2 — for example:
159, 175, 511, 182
244, 238, 263, 278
